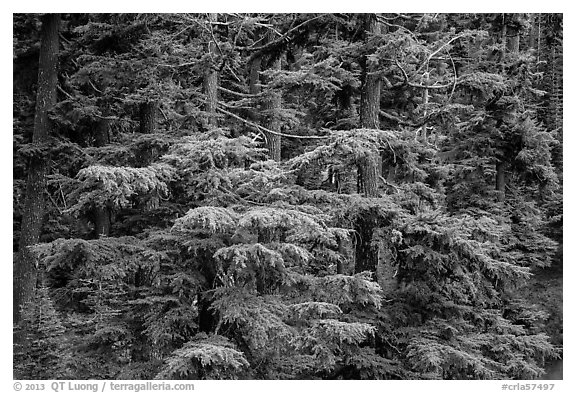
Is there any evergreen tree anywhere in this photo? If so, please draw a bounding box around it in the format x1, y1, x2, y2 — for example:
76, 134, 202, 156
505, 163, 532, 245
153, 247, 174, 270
13, 13, 562, 380
14, 13, 61, 325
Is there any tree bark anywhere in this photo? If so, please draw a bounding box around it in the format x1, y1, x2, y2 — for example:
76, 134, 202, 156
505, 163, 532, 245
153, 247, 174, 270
542, 15, 563, 171
354, 213, 379, 275
262, 42, 282, 162
352, 15, 388, 283
139, 101, 157, 135
137, 100, 157, 166
358, 14, 381, 197
248, 56, 262, 96
93, 117, 111, 237
358, 154, 379, 198
203, 13, 219, 127
495, 161, 509, 202
360, 14, 382, 130
14, 13, 60, 325
495, 15, 519, 201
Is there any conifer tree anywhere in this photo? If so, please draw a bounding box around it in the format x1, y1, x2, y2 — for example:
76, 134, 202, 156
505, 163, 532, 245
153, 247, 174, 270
14, 13, 60, 325
13, 13, 562, 380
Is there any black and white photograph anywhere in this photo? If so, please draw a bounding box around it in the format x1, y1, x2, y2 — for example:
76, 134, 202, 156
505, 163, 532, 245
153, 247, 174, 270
11, 10, 565, 384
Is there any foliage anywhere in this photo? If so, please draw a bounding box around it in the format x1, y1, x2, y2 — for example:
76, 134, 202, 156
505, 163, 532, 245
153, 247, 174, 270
13, 13, 562, 380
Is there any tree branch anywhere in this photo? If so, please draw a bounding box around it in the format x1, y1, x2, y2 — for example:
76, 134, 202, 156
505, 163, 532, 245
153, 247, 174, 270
414, 33, 466, 77
408, 81, 452, 90
247, 14, 327, 61
379, 110, 417, 127
448, 51, 457, 102
218, 86, 261, 98
216, 106, 330, 140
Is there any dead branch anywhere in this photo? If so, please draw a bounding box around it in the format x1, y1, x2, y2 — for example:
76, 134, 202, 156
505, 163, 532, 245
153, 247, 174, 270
247, 14, 327, 61
448, 52, 457, 102
216, 106, 331, 140
218, 86, 261, 98
379, 110, 417, 127
414, 33, 466, 77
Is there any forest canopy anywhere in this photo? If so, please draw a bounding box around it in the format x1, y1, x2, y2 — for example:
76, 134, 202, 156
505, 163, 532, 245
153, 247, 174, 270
12, 13, 563, 380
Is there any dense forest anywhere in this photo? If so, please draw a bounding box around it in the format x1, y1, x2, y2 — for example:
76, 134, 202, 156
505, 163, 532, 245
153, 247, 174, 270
13, 13, 563, 380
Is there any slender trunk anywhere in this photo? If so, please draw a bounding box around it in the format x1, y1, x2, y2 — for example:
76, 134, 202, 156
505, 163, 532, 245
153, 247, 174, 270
248, 56, 262, 96
495, 161, 509, 202
245, 54, 263, 138
421, 72, 430, 143
495, 15, 520, 201
93, 117, 111, 237
137, 100, 157, 166
204, 13, 219, 127
94, 116, 110, 147
262, 44, 282, 162
139, 101, 157, 135
360, 14, 382, 129
94, 207, 111, 237
358, 14, 381, 197
507, 27, 520, 54
377, 231, 397, 295
14, 14, 60, 325
354, 214, 379, 275
337, 236, 354, 275
500, 17, 508, 73
528, 14, 537, 50
353, 15, 388, 282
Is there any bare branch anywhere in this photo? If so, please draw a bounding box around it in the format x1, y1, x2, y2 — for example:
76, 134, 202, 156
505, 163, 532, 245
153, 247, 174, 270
218, 86, 261, 98
379, 110, 417, 127
247, 14, 327, 60
448, 52, 458, 103
414, 33, 467, 77
216, 106, 330, 140
379, 176, 399, 193
408, 81, 452, 90
395, 59, 409, 86
57, 85, 74, 100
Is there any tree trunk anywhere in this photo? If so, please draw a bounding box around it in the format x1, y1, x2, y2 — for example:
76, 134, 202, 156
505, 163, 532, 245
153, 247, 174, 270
94, 116, 110, 147
376, 228, 398, 296
360, 14, 382, 130
353, 15, 388, 283
354, 213, 379, 275
137, 100, 157, 166
507, 27, 520, 54
495, 160, 509, 202
358, 14, 381, 197
262, 48, 282, 162
246, 53, 263, 138
543, 15, 563, 171
203, 13, 219, 127
248, 56, 262, 96
495, 15, 520, 201
358, 154, 379, 198
93, 117, 111, 237
14, 14, 60, 325
139, 100, 157, 135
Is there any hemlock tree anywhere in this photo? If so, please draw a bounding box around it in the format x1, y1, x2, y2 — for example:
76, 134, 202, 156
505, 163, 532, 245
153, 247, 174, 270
14, 13, 61, 325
